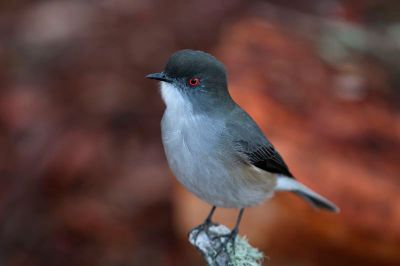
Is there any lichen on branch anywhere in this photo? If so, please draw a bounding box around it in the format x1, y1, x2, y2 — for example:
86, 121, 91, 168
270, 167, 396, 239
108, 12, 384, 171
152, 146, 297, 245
188, 224, 264, 266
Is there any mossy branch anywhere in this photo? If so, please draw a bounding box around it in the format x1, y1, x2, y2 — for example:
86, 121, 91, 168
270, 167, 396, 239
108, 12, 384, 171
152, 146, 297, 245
188, 224, 265, 266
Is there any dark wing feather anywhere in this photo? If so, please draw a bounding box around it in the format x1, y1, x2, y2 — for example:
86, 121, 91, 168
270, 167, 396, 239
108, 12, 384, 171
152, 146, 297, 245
225, 106, 294, 178
234, 140, 294, 177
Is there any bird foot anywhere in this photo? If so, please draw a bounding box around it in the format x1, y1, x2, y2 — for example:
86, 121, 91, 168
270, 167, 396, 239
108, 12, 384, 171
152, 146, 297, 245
212, 228, 238, 259
189, 219, 218, 243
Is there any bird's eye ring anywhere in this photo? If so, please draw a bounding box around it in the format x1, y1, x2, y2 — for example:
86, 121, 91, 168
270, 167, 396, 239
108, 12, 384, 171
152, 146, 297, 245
188, 78, 200, 87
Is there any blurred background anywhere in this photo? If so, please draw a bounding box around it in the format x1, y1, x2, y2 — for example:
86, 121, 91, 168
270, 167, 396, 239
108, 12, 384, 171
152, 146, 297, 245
0, 0, 399, 265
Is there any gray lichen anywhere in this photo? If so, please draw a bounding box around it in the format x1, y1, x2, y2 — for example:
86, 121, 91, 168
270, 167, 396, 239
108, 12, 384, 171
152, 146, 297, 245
188, 224, 264, 266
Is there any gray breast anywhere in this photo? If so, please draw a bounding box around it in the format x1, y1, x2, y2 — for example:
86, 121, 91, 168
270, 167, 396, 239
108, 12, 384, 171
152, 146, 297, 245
159, 82, 275, 208
161, 109, 275, 208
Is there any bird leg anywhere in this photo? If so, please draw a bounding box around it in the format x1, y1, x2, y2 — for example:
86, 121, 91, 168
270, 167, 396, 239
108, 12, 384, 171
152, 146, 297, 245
212, 208, 244, 258
190, 206, 217, 241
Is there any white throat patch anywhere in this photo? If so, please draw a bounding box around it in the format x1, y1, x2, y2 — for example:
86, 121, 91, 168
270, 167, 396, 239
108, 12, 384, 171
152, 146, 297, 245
160, 81, 192, 113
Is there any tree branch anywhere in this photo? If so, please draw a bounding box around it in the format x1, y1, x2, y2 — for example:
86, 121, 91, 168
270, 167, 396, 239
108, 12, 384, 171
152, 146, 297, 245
188, 223, 264, 266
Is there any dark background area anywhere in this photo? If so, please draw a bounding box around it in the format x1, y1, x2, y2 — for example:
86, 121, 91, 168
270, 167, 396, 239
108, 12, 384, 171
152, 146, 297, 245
0, 0, 399, 265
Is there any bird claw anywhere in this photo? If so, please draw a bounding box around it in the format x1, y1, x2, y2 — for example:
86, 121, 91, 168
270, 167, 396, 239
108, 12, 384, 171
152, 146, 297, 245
190, 219, 217, 243
212, 228, 238, 259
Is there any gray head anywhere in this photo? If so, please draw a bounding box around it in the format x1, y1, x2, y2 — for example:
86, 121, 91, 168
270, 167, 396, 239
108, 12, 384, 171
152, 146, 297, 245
146, 50, 233, 112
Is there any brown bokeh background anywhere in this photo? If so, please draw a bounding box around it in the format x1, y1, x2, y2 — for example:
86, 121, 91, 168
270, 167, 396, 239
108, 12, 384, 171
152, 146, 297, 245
0, 1, 399, 266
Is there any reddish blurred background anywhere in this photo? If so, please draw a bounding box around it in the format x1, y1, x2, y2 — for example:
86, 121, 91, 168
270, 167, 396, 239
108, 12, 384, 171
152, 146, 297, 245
0, 1, 399, 266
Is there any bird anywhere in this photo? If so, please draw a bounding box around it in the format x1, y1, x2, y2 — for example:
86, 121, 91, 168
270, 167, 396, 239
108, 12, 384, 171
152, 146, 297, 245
146, 49, 339, 252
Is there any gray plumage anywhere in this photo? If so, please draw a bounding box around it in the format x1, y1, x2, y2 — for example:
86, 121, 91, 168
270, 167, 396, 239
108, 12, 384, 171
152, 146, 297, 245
148, 49, 339, 212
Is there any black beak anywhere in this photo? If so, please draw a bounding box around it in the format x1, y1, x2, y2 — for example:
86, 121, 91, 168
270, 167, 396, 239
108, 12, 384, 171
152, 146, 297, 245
146, 72, 171, 82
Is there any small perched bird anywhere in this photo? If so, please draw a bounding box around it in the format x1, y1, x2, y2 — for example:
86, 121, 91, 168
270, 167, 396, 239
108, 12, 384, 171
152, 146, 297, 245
147, 49, 338, 250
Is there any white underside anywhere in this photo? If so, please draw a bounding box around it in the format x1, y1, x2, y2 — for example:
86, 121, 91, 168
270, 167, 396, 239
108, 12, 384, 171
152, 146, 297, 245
160, 82, 276, 208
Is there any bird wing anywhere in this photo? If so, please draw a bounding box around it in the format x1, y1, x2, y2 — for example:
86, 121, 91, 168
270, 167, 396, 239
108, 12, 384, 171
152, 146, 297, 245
224, 107, 294, 178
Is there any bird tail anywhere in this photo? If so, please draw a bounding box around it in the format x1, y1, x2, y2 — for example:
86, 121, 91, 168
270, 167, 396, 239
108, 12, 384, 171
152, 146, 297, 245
275, 176, 339, 213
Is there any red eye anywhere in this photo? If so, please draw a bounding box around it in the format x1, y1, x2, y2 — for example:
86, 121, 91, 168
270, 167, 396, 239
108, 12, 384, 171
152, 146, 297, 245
188, 78, 200, 87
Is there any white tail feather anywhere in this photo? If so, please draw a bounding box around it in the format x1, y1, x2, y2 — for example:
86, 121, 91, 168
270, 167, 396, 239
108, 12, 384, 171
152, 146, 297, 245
275, 176, 339, 212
